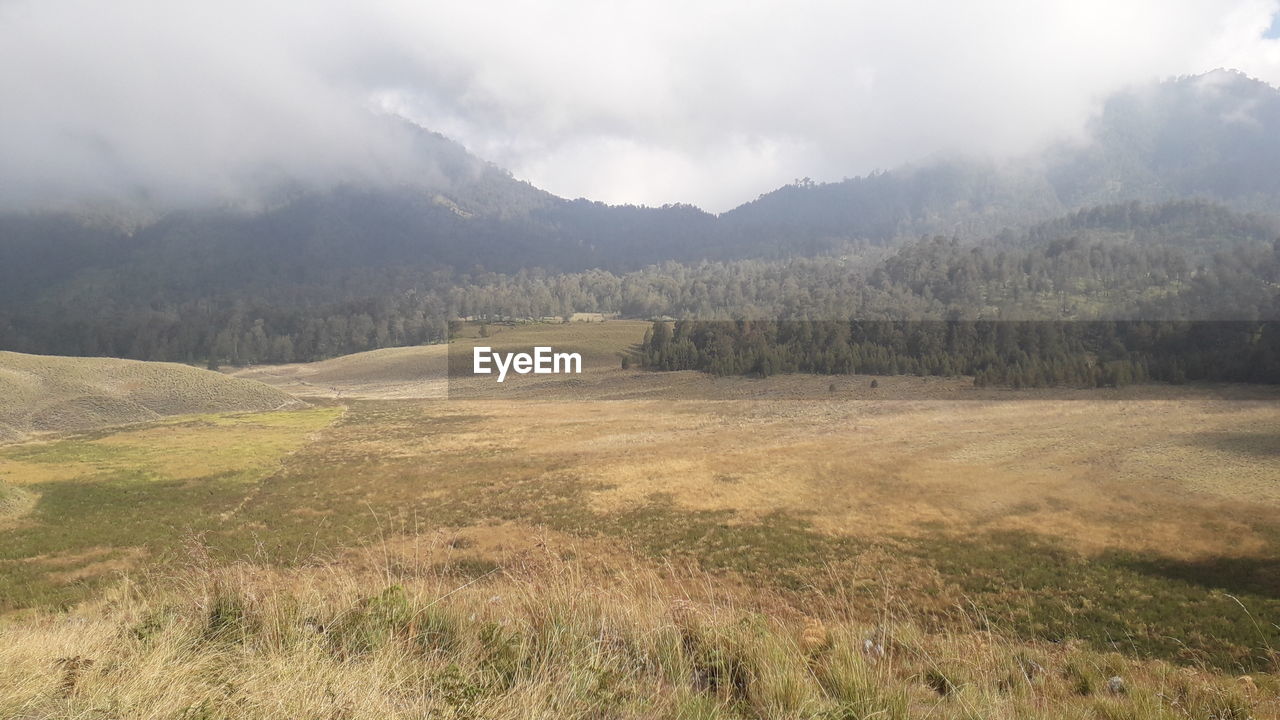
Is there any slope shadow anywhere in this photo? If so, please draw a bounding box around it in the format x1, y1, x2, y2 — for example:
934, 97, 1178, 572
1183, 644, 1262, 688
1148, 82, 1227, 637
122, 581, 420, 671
1115, 553, 1280, 600
1192, 431, 1280, 459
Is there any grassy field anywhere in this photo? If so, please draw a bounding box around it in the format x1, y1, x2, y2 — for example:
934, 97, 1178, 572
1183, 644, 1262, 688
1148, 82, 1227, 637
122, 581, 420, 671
2, 321, 1279, 718
0, 551, 1265, 720
0, 407, 341, 610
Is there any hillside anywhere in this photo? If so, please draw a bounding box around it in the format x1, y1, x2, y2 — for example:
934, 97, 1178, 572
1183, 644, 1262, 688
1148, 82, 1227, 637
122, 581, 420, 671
1047, 70, 1280, 210
724, 70, 1280, 244
1, 72, 1279, 366
4, 196, 1275, 370
231, 344, 450, 399
0, 351, 301, 442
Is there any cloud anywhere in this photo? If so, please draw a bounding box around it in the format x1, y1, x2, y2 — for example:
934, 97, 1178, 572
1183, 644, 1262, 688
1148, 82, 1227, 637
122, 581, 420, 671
2, 0, 1280, 213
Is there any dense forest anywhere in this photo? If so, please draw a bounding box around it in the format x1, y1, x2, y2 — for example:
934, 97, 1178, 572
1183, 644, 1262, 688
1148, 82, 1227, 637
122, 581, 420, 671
630, 198, 1280, 388
638, 319, 1280, 387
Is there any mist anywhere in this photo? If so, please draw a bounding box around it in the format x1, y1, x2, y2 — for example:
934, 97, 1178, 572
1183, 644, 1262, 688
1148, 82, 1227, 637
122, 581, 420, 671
3, 0, 1280, 213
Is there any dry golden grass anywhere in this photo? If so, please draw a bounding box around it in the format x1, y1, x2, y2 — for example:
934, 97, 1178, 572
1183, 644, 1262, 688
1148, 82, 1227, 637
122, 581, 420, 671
223, 320, 1280, 584
0, 351, 302, 443
406, 394, 1279, 561
0, 539, 1270, 720
231, 345, 450, 399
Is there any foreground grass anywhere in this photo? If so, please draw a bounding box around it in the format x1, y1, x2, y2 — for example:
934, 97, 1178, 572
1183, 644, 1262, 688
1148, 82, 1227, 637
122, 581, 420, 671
0, 551, 1270, 720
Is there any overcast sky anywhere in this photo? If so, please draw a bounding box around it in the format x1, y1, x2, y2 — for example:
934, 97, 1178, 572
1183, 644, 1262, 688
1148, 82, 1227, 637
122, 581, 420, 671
3, 1, 1280, 213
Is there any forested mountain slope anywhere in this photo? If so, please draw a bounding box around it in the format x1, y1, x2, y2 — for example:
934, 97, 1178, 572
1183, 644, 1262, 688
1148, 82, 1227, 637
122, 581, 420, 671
3, 197, 1273, 365
0, 71, 1278, 365
725, 70, 1280, 245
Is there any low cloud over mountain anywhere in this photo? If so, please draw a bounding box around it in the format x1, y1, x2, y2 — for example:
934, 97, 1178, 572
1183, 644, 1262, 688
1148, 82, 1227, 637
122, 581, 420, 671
3, 0, 1280, 212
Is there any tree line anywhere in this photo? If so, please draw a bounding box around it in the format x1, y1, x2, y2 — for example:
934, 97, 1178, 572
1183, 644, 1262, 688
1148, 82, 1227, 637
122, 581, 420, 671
639, 319, 1280, 387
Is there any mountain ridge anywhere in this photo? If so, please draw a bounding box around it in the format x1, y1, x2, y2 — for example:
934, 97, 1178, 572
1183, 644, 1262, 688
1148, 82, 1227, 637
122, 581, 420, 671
1, 70, 1278, 364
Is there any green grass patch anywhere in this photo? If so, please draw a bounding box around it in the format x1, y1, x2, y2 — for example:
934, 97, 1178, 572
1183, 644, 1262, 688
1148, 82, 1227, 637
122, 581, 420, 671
0, 406, 341, 611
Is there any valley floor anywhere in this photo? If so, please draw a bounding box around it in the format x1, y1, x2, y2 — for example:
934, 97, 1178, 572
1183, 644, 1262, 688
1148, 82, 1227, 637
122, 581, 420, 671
2, 321, 1278, 718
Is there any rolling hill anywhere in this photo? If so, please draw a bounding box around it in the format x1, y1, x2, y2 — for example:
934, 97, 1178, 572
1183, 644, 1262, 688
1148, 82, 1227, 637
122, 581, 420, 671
0, 351, 302, 442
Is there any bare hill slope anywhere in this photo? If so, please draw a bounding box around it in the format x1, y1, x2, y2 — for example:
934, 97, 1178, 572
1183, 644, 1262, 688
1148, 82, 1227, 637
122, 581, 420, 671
0, 351, 302, 442
231, 344, 450, 399
230, 320, 645, 399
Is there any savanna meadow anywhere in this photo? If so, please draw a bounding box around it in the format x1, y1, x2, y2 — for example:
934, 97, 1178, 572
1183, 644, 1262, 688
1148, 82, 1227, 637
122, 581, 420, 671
2, 321, 1278, 718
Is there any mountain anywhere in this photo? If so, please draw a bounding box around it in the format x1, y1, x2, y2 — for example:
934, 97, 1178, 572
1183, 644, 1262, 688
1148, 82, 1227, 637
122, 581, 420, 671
0, 70, 1277, 363
0, 132, 721, 313
719, 159, 1063, 245
1046, 69, 1280, 210
722, 69, 1280, 246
